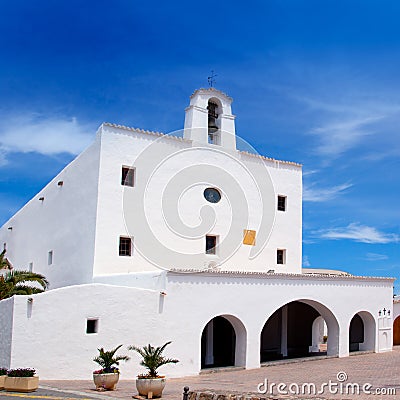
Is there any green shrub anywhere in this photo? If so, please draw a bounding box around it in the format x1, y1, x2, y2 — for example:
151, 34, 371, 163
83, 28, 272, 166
7, 368, 36, 377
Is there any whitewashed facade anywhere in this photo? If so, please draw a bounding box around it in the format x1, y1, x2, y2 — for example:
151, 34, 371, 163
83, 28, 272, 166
0, 88, 394, 379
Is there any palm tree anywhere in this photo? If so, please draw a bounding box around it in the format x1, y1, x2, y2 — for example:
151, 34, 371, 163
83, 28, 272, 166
128, 341, 179, 377
0, 270, 49, 300
0, 249, 11, 270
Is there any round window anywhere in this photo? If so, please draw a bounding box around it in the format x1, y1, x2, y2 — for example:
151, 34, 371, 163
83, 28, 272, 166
204, 188, 221, 203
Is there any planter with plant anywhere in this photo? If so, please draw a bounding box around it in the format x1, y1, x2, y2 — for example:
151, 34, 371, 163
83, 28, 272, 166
4, 368, 39, 392
0, 368, 7, 389
128, 341, 178, 398
319, 335, 328, 352
92, 345, 130, 391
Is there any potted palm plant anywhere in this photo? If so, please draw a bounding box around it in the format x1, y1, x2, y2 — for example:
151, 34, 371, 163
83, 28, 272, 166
4, 368, 39, 392
128, 341, 178, 398
92, 345, 130, 391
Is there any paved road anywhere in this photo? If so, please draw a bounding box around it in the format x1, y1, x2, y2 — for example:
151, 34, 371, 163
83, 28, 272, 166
0, 387, 93, 399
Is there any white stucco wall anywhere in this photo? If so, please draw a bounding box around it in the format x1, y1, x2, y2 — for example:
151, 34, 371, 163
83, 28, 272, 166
0, 137, 102, 288
0, 296, 14, 368
4, 272, 393, 379
0, 88, 302, 287
93, 124, 302, 277
93, 270, 167, 290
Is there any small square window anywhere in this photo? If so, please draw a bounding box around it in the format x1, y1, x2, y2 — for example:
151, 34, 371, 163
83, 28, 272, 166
121, 166, 135, 187
86, 318, 98, 334
48, 250, 53, 265
119, 236, 132, 256
206, 235, 217, 255
277, 196, 286, 211
277, 249, 286, 265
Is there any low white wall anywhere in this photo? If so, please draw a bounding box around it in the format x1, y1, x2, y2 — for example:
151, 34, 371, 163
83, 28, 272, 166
0, 297, 14, 369
9, 284, 164, 379
4, 273, 394, 379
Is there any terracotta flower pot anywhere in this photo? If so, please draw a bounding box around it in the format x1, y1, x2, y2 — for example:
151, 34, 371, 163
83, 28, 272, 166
4, 376, 39, 392
93, 372, 119, 390
136, 377, 166, 398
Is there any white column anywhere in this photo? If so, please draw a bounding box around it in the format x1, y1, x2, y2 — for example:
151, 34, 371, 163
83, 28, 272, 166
338, 322, 349, 357
205, 320, 214, 365
281, 306, 288, 357
245, 326, 261, 369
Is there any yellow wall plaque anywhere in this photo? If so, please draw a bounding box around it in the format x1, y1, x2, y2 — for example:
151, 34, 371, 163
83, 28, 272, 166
243, 229, 256, 246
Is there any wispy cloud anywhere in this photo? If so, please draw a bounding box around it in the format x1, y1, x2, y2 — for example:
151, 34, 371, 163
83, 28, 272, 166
302, 255, 311, 267
302, 169, 319, 177
303, 182, 352, 202
0, 149, 7, 167
310, 116, 383, 157
294, 94, 400, 161
317, 223, 399, 244
364, 252, 389, 261
0, 113, 95, 165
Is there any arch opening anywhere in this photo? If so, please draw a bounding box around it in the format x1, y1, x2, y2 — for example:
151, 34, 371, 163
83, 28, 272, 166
394, 316, 400, 346
260, 300, 339, 362
201, 315, 246, 369
349, 311, 376, 352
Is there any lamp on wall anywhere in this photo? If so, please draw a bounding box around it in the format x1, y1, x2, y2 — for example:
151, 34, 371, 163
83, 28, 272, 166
267, 270, 275, 273
7, 227, 12, 231
57, 181, 64, 186
39, 197, 44, 202
160, 291, 167, 296
27, 298, 33, 303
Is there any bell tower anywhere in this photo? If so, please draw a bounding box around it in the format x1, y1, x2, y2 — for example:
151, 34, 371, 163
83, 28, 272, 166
183, 88, 237, 150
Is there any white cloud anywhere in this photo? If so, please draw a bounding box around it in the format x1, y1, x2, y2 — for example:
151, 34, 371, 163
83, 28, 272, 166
303, 182, 352, 202
302, 255, 311, 267
317, 223, 399, 244
0, 113, 95, 162
302, 169, 319, 177
294, 94, 400, 161
310, 116, 383, 157
365, 252, 389, 261
0, 149, 7, 167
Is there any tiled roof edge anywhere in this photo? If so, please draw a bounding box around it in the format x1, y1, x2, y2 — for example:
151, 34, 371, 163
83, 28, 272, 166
167, 268, 395, 282
102, 122, 302, 167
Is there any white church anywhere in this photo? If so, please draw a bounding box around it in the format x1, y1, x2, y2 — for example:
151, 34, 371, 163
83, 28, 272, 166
0, 88, 395, 379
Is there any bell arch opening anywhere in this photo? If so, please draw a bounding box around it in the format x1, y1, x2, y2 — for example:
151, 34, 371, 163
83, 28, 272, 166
201, 314, 246, 369
207, 98, 222, 145
260, 299, 339, 362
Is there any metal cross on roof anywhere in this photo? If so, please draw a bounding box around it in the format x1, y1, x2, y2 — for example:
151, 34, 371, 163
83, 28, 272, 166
208, 70, 217, 87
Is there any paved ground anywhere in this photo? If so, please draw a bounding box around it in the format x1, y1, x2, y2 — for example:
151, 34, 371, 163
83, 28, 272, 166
3, 347, 400, 400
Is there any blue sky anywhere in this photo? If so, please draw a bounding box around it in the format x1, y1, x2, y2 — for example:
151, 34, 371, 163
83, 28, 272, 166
0, 1, 399, 291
